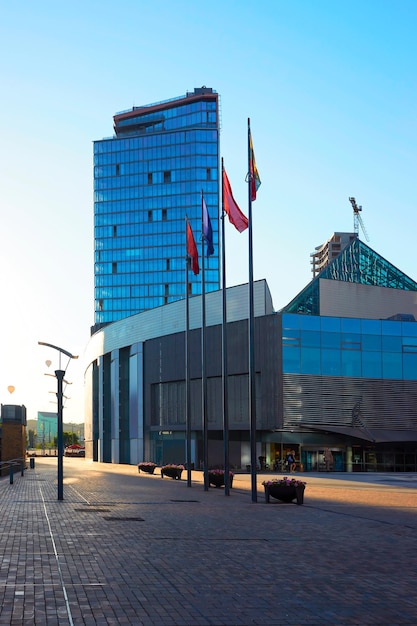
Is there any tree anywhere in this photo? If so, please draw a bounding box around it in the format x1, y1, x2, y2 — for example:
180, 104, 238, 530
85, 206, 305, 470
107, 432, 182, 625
28, 430, 35, 448
53, 432, 80, 447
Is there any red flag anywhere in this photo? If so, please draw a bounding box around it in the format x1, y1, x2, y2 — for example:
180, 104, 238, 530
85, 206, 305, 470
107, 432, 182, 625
223, 168, 248, 233
186, 221, 199, 275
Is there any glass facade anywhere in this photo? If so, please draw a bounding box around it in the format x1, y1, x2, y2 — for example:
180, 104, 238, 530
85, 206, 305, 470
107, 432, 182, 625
284, 238, 417, 315
93, 88, 220, 326
282, 314, 417, 380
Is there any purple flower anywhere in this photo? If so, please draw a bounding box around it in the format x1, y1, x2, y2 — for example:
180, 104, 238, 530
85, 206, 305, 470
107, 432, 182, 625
262, 476, 306, 488
208, 470, 234, 476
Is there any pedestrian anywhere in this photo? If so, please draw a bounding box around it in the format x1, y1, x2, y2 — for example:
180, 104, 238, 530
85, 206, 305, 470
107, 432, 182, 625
286, 450, 296, 473
324, 448, 333, 472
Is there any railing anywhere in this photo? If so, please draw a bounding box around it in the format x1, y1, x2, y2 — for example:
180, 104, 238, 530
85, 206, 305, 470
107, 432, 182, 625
0, 458, 26, 483
115, 89, 218, 116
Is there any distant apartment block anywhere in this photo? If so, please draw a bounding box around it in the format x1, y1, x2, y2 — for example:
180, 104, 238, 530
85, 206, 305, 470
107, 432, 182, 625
311, 232, 356, 277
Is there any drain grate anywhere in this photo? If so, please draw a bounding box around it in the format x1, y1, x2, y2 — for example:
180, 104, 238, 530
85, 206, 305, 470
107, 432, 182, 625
170, 499, 199, 503
103, 516, 144, 521
74, 508, 111, 513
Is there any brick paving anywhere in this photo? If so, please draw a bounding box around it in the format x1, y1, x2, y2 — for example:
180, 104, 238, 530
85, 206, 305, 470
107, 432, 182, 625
1, 458, 417, 625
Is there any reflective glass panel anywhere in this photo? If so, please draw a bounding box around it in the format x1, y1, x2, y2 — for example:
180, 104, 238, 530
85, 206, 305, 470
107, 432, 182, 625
381, 320, 402, 335
282, 337, 300, 348
301, 330, 320, 347
321, 332, 341, 349
320, 316, 341, 332
300, 316, 321, 331
282, 328, 300, 342
361, 319, 381, 335
361, 334, 381, 351
382, 336, 402, 352
362, 352, 382, 378
403, 353, 417, 380
382, 353, 402, 379
321, 349, 341, 376
282, 314, 301, 330
402, 338, 417, 349
301, 348, 320, 374
283, 346, 301, 374
341, 318, 361, 333
341, 333, 361, 345
402, 322, 417, 337
341, 351, 361, 377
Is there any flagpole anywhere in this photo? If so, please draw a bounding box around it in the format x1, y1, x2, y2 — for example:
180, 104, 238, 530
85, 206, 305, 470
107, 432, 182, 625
247, 118, 257, 503
201, 191, 209, 491
185, 217, 192, 488
222, 161, 249, 493
221, 159, 230, 496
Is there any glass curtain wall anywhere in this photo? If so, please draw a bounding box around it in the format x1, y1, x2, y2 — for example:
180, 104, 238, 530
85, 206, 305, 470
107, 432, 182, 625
93, 88, 220, 326
282, 314, 417, 380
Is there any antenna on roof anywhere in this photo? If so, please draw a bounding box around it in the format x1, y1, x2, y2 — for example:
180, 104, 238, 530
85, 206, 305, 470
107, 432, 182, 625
349, 197, 370, 242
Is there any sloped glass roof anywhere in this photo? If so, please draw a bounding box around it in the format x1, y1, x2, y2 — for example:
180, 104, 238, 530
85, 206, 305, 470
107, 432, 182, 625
282, 238, 417, 315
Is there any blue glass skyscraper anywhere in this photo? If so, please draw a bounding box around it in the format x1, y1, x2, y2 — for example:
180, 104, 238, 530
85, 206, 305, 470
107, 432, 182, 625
93, 87, 220, 330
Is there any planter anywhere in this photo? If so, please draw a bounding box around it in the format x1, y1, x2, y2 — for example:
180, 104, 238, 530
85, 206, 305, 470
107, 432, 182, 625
138, 464, 156, 474
264, 484, 305, 505
161, 467, 183, 480
208, 473, 233, 488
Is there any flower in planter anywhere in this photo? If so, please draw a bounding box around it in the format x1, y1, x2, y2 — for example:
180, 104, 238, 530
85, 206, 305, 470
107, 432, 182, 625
208, 469, 234, 488
263, 476, 306, 504
208, 469, 234, 477
160, 464, 184, 480
138, 461, 157, 474
262, 476, 306, 488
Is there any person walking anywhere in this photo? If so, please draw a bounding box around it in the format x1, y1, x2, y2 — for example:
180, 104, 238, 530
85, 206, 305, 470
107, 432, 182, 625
286, 450, 296, 473
324, 448, 333, 472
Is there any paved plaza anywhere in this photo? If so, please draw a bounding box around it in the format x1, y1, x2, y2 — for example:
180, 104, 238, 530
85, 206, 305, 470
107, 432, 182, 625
1, 458, 417, 625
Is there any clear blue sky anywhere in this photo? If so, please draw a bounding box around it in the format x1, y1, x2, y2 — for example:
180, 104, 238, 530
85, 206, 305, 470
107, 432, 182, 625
0, 0, 416, 423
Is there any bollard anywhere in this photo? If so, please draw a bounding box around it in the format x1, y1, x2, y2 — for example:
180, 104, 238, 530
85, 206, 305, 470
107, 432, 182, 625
9, 465, 13, 485
30, 457, 35, 469
21, 461, 24, 476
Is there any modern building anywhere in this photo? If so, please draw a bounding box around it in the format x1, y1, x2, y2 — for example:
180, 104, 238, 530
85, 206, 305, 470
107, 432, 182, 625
37, 411, 58, 449
280, 236, 417, 471
93, 87, 220, 333
84, 235, 417, 471
84, 280, 274, 466
0, 404, 27, 476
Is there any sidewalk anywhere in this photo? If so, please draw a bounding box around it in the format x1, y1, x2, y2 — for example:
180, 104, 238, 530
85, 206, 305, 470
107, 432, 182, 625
1, 458, 417, 625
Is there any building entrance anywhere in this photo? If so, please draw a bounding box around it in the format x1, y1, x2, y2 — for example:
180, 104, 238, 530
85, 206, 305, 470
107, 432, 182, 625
301, 448, 346, 472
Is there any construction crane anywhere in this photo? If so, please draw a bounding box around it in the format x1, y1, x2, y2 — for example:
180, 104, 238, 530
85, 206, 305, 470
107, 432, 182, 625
349, 196, 370, 241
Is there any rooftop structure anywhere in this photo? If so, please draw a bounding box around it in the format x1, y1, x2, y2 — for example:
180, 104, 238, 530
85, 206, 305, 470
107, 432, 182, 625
292, 237, 417, 316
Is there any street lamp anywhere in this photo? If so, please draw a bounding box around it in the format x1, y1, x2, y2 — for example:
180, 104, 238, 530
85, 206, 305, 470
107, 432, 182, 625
49, 391, 71, 401
45, 372, 72, 385
38, 342, 78, 501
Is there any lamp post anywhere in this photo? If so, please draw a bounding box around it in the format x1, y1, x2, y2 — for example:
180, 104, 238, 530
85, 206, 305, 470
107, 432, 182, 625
38, 342, 78, 501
